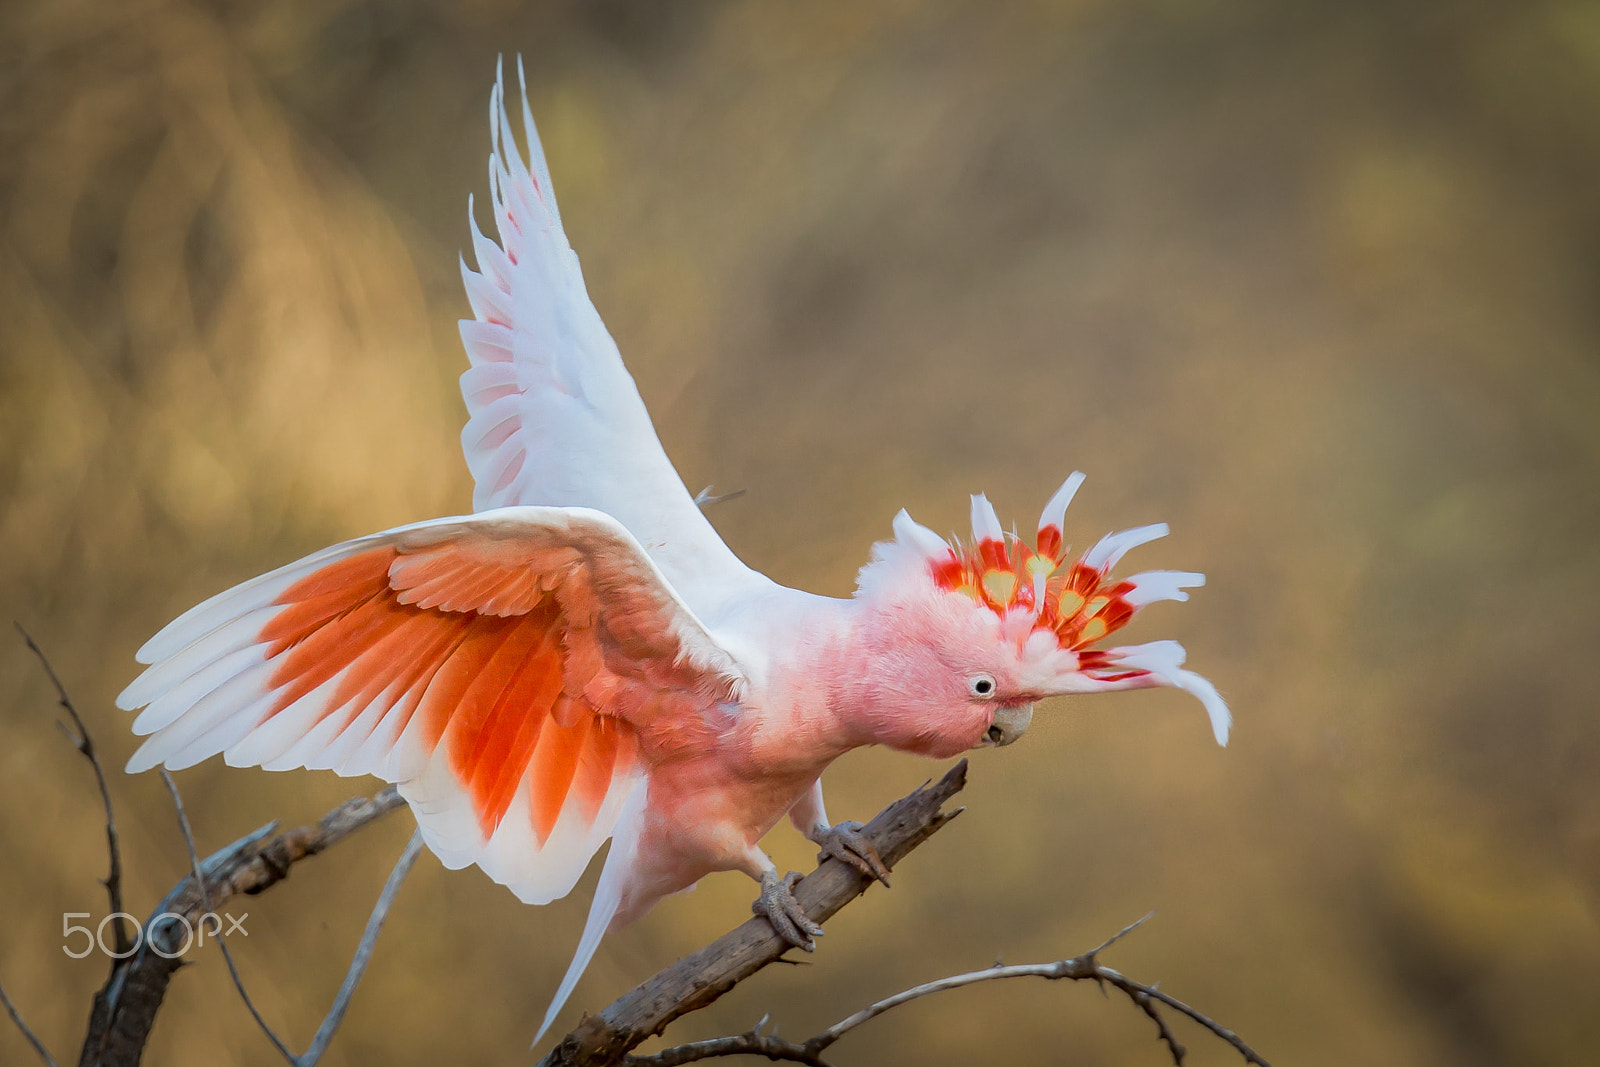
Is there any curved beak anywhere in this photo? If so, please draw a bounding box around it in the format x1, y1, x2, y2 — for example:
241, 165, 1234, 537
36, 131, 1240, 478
977, 703, 1034, 748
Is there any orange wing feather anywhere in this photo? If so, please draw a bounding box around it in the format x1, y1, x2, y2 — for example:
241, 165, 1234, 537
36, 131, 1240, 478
257, 541, 640, 842
121, 507, 744, 905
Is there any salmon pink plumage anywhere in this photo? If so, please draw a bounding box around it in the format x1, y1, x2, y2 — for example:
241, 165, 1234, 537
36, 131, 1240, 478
117, 60, 1230, 1044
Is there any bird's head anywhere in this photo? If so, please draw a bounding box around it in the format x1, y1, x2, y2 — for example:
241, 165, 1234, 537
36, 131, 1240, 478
849, 473, 1229, 758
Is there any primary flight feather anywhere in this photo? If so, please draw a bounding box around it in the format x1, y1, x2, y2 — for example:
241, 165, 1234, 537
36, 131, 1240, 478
118, 60, 1230, 1043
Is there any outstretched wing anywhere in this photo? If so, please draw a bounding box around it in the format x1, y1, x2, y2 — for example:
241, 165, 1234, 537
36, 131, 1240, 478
118, 506, 745, 905
459, 61, 756, 609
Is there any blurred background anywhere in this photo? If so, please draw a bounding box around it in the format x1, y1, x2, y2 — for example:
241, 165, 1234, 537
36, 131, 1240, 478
3, 0, 1598, 1063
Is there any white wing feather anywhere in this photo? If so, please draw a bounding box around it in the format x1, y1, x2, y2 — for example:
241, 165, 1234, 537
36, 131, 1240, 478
460, 60, 762, 617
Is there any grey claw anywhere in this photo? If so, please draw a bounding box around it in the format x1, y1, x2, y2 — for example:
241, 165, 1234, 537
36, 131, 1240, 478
812, 821, 892, 887
754, 869, 823, 951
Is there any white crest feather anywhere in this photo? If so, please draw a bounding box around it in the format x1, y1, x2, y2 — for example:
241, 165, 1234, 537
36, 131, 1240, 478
1081, 523, 1169, 572
892, 509, 952, 558
856, 509, 955, 603
1037, 472, 1086, 536
1121, 570, 1206, 607
969, 494, 1003, 543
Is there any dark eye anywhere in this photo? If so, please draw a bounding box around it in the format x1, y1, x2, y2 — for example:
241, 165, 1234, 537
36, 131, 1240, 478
968, 675, 996, 699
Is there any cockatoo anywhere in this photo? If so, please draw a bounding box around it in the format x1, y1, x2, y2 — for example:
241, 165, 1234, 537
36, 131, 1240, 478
117, 61, 1230, 1042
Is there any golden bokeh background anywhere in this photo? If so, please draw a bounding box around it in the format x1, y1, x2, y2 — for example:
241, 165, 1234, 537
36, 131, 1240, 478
3, 1, 1598, 1064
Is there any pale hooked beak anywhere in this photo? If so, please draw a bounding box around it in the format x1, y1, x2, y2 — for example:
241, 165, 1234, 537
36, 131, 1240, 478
977, 703, 1034, 748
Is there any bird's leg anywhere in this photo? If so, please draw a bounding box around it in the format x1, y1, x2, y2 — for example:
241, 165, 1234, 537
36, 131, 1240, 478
789, 779, 891, 887
753, 867, 824, 952
735, 842, 822, 951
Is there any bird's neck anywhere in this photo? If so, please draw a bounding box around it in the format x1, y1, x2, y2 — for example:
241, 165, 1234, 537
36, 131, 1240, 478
765, 596, 938, 756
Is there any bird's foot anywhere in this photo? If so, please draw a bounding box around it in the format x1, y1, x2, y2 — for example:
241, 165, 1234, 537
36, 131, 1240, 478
753, 869, 823, 952
810, 821, 891, 887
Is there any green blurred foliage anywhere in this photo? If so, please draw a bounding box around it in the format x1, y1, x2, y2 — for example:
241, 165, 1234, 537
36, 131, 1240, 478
2, 1, 1597, 1064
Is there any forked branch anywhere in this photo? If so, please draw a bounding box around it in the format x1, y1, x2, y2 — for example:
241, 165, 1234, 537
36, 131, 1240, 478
624, 914, 1273, 1067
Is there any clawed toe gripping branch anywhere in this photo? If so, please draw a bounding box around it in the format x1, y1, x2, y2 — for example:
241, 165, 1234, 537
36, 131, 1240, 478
3, 631, 1270, 1067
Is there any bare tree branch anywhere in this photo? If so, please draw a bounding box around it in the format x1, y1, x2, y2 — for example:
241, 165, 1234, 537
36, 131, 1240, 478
1095, 963, 1268, 1066
16, 626, 130, 957
624, 914, 1272, 1067
161, 772, 423, 1067
1122, 979, 1188, 1065
626, 1027, 828, 1067
538, 761, 969, 1067
77, 787, 405, 1066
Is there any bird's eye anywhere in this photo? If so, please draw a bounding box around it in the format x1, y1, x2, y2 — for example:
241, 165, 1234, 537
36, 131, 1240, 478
967, 674, 997, 699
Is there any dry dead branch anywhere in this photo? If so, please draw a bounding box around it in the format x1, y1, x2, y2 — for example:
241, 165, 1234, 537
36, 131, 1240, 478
620, 913, 1273, 1067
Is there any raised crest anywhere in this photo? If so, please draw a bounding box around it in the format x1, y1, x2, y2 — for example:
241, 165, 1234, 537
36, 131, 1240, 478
902, 474, 1206, 654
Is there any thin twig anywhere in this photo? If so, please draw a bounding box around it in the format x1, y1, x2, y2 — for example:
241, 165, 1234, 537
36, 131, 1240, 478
1088, 910, 1156, 956
1122, 979, 1188, 1064
297, 831, 423, 1066
161, 770, 299, 1065
160, 771, 421, 1067
17, 625, 131, 956
1076, 913, 1188, 1061
626, 917, 1272, 1067
1095, 965, 1268, 1067
0, 975, 59, 1067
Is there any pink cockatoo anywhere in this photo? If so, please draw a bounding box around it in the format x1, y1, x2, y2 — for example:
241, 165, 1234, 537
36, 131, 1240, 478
117, 62, 1230, 1041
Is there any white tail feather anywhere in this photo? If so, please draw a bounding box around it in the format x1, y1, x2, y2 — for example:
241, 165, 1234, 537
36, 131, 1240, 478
534, 779, 649, 1047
